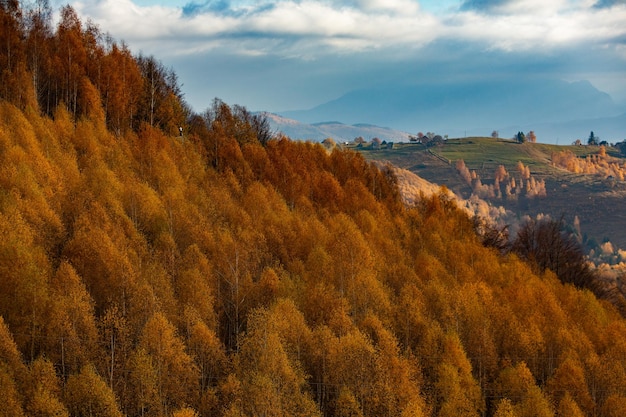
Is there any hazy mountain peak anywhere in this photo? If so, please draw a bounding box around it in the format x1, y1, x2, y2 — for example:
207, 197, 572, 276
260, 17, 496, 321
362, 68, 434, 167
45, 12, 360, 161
265, 113, 411, 142
281, 78, 623, 142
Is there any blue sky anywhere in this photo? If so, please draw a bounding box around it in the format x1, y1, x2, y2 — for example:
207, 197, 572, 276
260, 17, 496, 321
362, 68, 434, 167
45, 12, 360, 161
52, 0, 626, 114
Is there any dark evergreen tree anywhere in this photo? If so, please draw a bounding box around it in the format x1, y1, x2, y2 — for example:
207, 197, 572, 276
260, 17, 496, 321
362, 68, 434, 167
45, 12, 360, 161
588, 131, 598, 145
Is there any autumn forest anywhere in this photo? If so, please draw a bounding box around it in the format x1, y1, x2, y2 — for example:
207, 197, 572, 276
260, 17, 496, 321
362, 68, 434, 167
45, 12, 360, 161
2, 1, 626, 417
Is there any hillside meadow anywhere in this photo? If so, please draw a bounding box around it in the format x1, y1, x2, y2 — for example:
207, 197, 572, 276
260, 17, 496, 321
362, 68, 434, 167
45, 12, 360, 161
360, 138, 626, 252
2, 2, 626, 417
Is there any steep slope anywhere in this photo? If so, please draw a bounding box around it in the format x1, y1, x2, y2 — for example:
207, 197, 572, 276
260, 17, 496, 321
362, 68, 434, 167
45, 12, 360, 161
3, 99, 626, 416
2, 2, 626, 417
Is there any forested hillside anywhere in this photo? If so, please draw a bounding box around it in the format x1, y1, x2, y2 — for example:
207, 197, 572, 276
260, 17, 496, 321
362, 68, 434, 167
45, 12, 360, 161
3, 2, 626, 417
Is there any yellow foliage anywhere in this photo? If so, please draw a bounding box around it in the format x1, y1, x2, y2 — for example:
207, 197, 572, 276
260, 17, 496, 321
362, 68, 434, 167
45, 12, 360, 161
27, 386, 69, 417
493, 399, 517, 417
335, 386, 364, 417
0, 365, 25, 417
601, 394, 626, 417
172, 407, 199, 417
138, 312, 199, 412
556, 393, 585, 417
64, 365, 123, 417
2, 57, 626, 417
552, 148, 626, 179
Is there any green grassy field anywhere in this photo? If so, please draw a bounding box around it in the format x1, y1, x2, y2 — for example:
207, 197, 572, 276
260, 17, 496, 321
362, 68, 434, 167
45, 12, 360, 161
360, 137, 607, 171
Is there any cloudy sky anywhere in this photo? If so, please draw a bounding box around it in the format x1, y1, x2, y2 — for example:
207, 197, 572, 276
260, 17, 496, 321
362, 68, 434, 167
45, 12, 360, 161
53, 0, 626, 113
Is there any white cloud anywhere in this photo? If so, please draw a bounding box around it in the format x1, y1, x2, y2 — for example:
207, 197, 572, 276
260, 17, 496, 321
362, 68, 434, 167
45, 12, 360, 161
483, 0, 571, 15
70, 0, 441, 58
352, 0, 421, 14
444, 1, 626, 52
60, 0, 626, 111
64, 0, 626, 60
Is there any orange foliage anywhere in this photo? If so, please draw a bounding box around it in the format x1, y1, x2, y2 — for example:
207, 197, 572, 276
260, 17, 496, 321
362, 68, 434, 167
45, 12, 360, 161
2, 3, 626, 416
2, 95, 626, 416
456, 159, 546, 200
552, 149, 626, 180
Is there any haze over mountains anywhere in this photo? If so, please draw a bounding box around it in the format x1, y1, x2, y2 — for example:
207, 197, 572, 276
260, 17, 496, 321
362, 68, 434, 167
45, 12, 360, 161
264, 113, 412, 143
279, 78, 625, 143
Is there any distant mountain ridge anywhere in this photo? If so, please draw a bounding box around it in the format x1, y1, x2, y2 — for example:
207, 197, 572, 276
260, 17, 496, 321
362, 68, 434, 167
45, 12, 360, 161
264, 112, 411, 142
282, 79, 625, 142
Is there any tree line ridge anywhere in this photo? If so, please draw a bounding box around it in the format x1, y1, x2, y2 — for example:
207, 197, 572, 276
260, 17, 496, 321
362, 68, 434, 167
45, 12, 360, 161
1, 0, 187, 136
